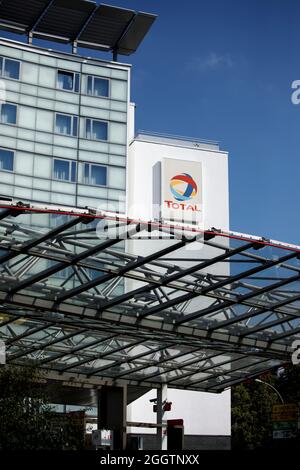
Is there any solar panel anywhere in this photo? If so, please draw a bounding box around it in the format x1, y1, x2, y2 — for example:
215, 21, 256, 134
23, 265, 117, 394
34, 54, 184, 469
0, 0, 157, 56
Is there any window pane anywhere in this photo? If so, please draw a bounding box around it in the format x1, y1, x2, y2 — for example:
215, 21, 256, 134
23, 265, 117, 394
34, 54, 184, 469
85, 119, 92, 139
87, 76, 93, 95
54, 159, 70, 181
56, 114, 72, 135
91, 165, 107, 186
1, 104, 17, 124
57, 70, 74, 91
72, 116, 78, 137
92, 120, 108, 140
0, 57, 3, 77
71, 161, 76, 182
4, 59, 20, 80
0, 149, 14, 171
50, 213, 70, 227
94, 78, 109, 97
74, 73, 80, 93
84, 163, 89, 184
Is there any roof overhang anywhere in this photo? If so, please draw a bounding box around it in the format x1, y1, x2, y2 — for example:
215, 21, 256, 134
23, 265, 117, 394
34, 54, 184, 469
0, 0, 157, 58
0, 201, 299, 392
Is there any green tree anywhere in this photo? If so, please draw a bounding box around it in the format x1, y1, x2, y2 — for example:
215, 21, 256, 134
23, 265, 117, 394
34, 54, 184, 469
0, 365, 85, 450
232, 365, 300, 449
232, 376, 280, 449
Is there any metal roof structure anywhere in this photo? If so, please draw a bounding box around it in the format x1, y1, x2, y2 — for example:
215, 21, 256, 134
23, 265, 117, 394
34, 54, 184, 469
0, 200, 299, 392
0, 0, 157, 58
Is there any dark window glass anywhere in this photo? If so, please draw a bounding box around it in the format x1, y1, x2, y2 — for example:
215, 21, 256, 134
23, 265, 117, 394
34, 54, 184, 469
0, 103, 17, 124
54, 159, 70, 181
3, 58, 20, 80
94, 78, 109, 97
57, 70, 74, 91
91, 165, 107, 186
71, 161, 76, 182
72, 116, 78, 137
86, 119, 108, 141
87, 75, 109, 97
74, 73, 80, 93
0, 149, 14, 172
87, 76, 93, 95
55, 114, 78, 136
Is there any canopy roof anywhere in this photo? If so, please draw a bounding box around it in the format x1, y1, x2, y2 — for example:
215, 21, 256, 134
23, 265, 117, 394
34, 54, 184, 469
0, 201, 299, 392
0, 0, 157, 56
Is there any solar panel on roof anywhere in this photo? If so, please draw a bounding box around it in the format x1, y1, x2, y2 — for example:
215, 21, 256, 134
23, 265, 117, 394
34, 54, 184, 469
0, 0, 157, 56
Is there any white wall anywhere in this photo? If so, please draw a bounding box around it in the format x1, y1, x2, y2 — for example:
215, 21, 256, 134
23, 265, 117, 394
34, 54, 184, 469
126, 135, 231, 437
127, 138, 229, 230
127, 389, 231, 436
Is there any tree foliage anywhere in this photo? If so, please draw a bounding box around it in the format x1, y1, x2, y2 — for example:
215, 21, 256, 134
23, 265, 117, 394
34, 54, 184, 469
232, 365, 300, 449
0, 365, 85, 450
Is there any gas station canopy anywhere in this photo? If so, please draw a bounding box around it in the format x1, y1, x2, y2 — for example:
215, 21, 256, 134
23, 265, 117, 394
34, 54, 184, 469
0, 201, 299, 392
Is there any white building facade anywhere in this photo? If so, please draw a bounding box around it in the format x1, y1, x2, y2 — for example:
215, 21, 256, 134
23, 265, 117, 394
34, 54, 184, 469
126, 128, 231, 449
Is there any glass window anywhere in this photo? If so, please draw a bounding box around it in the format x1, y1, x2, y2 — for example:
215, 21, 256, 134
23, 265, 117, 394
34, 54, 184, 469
83, 163, 107, 186
0, 148, 14, 172
0, 57, 20, 80
50, 213, 70, 228
87, 75, 109, 97
0, 103, 17, 125
57, 70, 80, 92
55, 113, 78, 136
85, 118, 108, 141
53, 159, 76, 182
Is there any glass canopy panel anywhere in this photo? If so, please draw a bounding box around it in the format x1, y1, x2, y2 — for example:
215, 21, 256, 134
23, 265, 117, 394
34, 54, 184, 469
0, 203, 299, 391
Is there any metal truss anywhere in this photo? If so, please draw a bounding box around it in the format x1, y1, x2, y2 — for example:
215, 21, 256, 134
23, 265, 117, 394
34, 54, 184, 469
0, 201, 299, 392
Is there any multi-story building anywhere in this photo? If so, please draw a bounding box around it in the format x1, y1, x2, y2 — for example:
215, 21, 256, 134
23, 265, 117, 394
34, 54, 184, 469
0, 37, 128, 214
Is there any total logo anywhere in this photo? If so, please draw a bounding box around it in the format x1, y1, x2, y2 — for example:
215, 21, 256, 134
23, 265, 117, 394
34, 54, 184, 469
164, 173, 201, 212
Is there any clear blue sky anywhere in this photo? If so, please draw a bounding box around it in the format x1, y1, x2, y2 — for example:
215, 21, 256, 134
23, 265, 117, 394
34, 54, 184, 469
2, 0, 300, 244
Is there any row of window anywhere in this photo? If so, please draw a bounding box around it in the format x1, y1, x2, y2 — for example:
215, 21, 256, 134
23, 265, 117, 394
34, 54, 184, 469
0, 148, 108, 186
0, 56, 110, 98
0, 102, 108, 140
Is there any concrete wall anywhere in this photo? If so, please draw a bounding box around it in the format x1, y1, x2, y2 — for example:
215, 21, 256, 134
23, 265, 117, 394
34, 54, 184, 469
126, 133, 231, 443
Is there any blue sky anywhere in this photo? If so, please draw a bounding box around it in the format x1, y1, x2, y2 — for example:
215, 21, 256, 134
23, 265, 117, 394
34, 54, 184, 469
2, 0, 300, 244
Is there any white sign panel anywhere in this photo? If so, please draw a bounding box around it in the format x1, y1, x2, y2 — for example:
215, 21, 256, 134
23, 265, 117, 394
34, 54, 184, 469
161, 158, 202, 223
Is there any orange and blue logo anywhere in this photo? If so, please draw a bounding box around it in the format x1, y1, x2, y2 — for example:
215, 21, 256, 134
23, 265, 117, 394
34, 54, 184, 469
170, 173, 198, 202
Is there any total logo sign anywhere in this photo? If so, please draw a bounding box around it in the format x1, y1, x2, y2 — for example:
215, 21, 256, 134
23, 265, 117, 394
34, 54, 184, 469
162, 158, 202, 221
167, 173, 200, 211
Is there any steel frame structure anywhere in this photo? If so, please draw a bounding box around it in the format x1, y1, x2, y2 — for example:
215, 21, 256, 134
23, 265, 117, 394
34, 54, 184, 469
0, 0, 157, 59
0, 201, 299, 392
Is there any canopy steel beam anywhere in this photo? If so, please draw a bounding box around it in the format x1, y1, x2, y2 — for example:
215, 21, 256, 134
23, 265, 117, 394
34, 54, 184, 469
0, 202, 299, 391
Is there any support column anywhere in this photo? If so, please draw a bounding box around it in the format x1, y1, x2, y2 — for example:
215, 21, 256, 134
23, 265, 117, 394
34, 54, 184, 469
156, 384, 168, 450
97, 385, 127, 450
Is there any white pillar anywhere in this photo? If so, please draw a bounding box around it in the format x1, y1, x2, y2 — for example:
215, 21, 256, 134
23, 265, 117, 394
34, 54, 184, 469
156, 384, 168, 450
